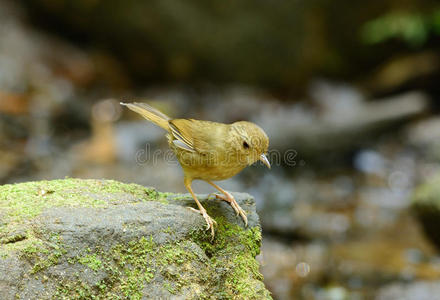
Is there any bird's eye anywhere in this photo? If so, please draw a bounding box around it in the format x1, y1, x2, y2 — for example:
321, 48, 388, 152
243, 141, 250, 149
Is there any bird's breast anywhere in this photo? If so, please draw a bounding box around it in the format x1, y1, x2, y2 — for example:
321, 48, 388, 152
182, 162, 247, 181
172, 147, 247, 181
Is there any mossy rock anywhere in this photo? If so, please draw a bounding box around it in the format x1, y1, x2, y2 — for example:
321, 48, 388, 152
411, 174, 440, 249
0, 178, 271, 299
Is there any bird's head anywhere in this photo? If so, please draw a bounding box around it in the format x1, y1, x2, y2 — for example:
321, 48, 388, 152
231, 121, 270, 168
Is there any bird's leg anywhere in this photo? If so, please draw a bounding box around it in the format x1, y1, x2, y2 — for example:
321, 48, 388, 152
184, 178, 217, 240
207, 181, 248, 227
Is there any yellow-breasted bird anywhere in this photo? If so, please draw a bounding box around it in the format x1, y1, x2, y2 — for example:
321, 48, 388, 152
120, 102, 270, 239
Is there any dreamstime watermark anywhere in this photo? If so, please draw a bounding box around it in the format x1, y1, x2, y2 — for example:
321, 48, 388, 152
135, 144, 302, 167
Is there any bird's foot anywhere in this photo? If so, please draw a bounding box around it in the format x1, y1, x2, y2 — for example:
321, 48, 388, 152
187, 207, 217, 240
214, 191, 248, 227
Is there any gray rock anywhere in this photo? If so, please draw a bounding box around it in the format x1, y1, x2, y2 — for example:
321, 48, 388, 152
0, 178, 271, 299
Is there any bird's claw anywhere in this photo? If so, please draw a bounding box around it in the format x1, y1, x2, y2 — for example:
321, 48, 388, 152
214, 192, 248, 227
187, 207, 217, 240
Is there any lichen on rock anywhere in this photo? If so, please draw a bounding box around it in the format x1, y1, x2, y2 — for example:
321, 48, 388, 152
0, 178, 271, 299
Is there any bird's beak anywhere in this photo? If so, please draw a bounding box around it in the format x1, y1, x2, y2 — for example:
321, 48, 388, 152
259, 153, 271, 169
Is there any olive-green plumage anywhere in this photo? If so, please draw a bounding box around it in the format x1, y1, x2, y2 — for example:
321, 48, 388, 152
121, 102, 270, 239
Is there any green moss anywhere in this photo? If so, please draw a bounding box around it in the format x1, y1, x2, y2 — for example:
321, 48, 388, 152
159, 241, 196, 265
16, 234, 67, 274
0, 178, 163, 234
55, 279, 107, 300
52, 236, 157, 299
0, 179, 270, 299
190, 217, 270, 299
111, 236, 157, 298
169, 194, 190, 201
157, 191, 173, 204
191, 216, 261, 258
31, 250, 65, 273
1, 236, 41, 258
5, 222, 269, 299
0, 232, 27, 244
164, 282, 178, 294
54, 236, 203, 298
0, 228, 60, 260
78, 254, 103, 271
162, 226, 173, 234
109, 237, 201, 297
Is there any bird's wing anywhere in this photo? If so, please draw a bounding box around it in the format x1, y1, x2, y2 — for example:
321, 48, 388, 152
120, 102, 170, 130
169, 119, 195, 150
169, 119, 216, 153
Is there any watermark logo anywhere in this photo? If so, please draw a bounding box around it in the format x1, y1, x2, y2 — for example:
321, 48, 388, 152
135, 144, 302, 167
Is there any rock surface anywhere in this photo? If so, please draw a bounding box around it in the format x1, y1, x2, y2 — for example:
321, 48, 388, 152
0, 178, 271, 299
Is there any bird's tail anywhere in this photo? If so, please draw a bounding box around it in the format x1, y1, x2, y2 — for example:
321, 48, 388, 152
120, 102, 171, 131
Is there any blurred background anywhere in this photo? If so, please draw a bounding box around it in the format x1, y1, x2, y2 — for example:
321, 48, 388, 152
1, 0, 440, 298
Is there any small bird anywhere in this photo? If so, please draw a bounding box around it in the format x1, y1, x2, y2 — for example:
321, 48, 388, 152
120, 102, 270, 239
